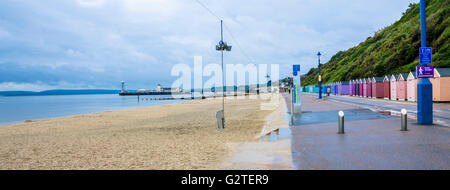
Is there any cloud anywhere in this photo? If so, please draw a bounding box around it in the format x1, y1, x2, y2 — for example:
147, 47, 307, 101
0, 0, 418, 90
77, 0, 105, 7
0, 81, 97, 92
0, 27, 11, 39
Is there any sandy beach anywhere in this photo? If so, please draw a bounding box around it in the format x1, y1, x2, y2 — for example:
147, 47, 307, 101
0, 95, 273, 170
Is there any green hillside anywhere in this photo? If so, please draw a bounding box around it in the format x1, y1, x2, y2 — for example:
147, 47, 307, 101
302, 0, 450, 86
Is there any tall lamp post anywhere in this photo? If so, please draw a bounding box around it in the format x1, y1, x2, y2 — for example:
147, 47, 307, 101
317, 52, 322, 99
216, 20, 232, 129
417, 0, 433, 124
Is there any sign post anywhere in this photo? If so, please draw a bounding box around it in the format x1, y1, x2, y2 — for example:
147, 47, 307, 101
417, 0, 433, 125
317, 52, 322, 99
292, 65, 302, 114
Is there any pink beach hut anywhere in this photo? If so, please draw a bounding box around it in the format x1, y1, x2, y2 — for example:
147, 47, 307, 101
396, 73, 408, 101
367, 77, 372, 98
390, 75, 397, 100
359, 79, 364, 97
372, 77, 384, 98
407, 72, 418, 102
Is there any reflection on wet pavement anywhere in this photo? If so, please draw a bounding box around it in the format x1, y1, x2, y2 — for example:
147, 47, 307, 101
261, 128, 291, 142
291, 109, 397, 126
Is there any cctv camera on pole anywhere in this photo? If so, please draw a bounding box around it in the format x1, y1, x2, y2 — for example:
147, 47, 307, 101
215, 20, 232, 130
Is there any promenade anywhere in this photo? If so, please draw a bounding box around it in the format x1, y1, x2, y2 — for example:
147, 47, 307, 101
286, 93, 450, 170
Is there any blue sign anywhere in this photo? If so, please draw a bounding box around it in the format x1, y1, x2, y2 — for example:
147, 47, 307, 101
419, 47, 432, 65
416, 66, 434, 78
293, 65, 300, 76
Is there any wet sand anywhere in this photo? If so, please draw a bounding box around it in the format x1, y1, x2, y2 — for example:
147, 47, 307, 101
0, 95, 272, 170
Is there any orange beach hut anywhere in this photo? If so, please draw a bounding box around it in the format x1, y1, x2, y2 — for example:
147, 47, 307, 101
430, 68, 450, 102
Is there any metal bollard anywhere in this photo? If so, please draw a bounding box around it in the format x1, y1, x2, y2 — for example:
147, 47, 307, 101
338, 111, 345, 134
401, 109, 408, 131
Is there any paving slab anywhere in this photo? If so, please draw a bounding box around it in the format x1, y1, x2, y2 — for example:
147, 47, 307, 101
285, 93, 450, 170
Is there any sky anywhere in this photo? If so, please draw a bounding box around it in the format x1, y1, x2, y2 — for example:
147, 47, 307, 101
0, 0, 418, 91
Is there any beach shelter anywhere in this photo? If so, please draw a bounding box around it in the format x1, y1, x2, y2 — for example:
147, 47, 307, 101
430, 68, 450, 102
390, 75, 398, 100
362, 78, 367, 97
396, 73, 408, 101
372, 77, 384, 98
383, 76, 390, 100
367, 77, 373, 98
407, 72, 418, 102
359, 79, 364, 97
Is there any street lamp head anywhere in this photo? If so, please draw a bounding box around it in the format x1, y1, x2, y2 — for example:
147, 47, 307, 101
317, 52, 321, 57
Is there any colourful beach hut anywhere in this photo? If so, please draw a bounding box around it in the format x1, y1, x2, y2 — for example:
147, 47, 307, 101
430, 68, 450, 102
362, 78, 367, 97
313, 86, 320, 93
330, 83, 335, 94
349, 80, 353, 96
390, 75, 397, 100
336, 81, 341, 95
342, 81, 350, 95
334, 82, 338, 95
383, 76, 390, 100
352, 80, 357, 96
356, 79, 360, 97
397, 73, 408, 101
407, 72, 418, 102
359, 79, 364, 97
367, 77, 372, 98
372, 77, 384, 98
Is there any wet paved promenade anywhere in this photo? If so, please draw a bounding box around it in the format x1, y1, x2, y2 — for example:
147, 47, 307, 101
322, 94, 450, 127
286, 93, 450, 170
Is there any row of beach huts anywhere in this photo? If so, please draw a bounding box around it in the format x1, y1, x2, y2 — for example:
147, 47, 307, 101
302, 68, 450, 102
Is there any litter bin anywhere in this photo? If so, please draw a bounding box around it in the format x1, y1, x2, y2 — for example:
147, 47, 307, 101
216, 110, 225, 129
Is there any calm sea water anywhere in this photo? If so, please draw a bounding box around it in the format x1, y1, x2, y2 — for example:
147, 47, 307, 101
0, 94, 193, 126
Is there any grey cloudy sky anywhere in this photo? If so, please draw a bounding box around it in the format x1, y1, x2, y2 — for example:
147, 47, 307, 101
0, 0, 417, 91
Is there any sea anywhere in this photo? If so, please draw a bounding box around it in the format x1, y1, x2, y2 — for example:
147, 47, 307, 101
0, 94, 200, 126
